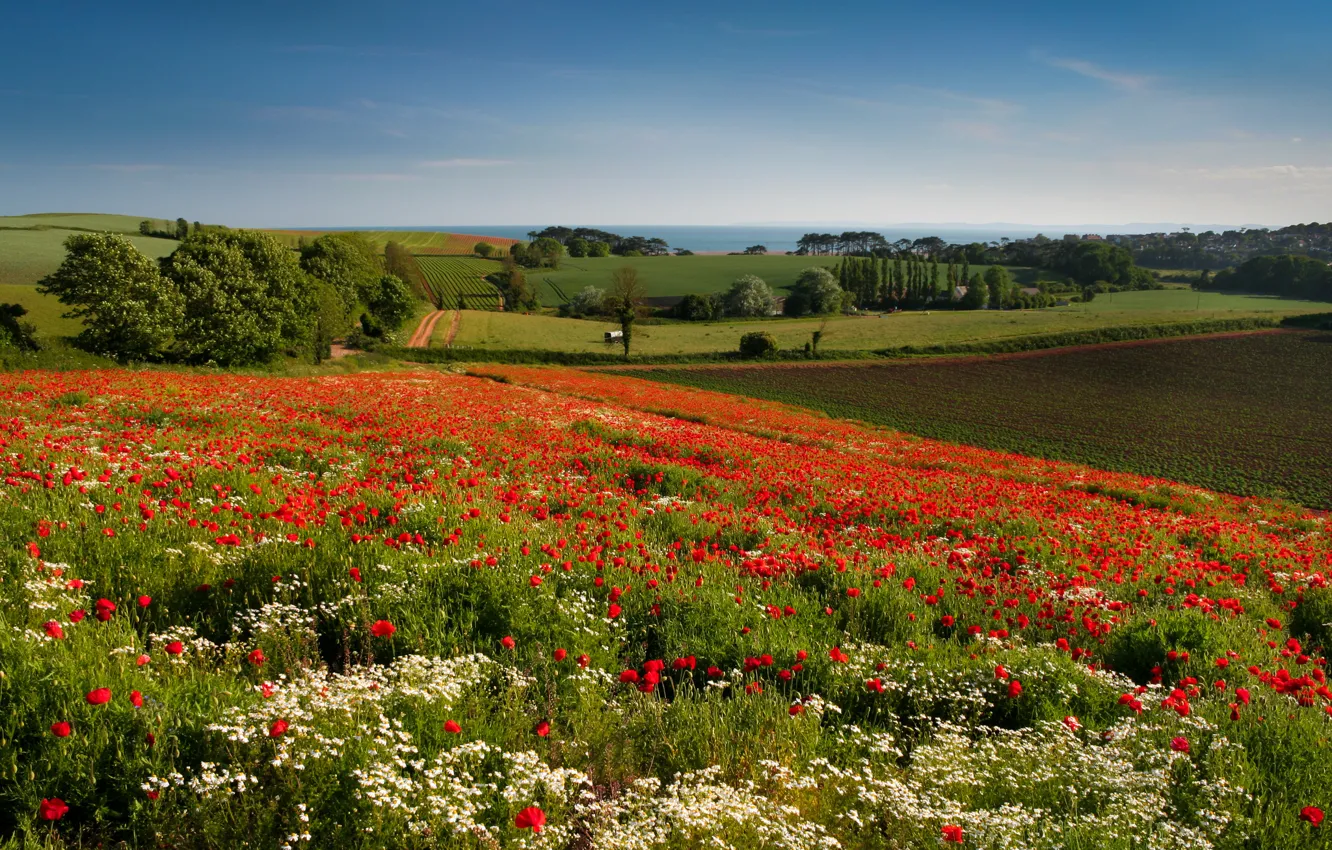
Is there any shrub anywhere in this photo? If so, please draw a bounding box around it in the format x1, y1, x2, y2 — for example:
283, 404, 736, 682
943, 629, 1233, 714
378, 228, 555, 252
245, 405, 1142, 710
738, 331, 777, 358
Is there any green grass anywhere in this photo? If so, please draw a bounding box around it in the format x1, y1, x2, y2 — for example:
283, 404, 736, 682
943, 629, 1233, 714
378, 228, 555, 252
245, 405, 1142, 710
0, 212, 173, 234
631, 330, 1332, 507
532, 255, 1048, 305
446, 290, 1331, 356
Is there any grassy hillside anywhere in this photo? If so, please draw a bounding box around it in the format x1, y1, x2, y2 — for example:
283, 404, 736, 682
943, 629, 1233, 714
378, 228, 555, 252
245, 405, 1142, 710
443, 290, 1332, 354
0, 212, 174, 233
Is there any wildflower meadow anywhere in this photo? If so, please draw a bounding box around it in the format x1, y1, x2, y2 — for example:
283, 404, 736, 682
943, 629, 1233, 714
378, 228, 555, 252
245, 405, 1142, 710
1, 367, 1329, 849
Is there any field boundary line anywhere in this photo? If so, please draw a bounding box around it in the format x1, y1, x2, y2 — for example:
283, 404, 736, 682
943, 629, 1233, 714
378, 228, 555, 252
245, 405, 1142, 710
407, 310, 446, 348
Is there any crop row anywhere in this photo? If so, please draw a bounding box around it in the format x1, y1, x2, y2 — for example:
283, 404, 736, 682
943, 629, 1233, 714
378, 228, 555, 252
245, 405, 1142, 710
416, 256, 505, 310
633, 330, 1332, 508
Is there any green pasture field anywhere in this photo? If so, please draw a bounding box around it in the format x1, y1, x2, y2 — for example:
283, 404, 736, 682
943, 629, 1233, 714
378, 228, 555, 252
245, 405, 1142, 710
444, 290, 1331, 355
0, 212, 172, 234
630, 330, 1332, 508
531, 256, 1048, 305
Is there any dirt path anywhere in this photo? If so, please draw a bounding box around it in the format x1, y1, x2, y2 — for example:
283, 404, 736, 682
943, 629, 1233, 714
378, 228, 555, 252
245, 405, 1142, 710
406, 310, 446, 348
592, 327, 1299, 372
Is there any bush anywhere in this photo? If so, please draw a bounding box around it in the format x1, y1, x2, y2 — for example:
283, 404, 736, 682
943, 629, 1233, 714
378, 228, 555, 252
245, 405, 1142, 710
724, 275, 775, 317
474, 242, 496, 258
567, 286, 606, 317
738, 331, 777, 358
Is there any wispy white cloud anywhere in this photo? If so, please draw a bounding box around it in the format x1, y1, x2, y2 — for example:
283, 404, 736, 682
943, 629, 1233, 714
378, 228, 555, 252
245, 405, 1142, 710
420, 158, 515, 168
1036, 52, 1153, 90
895, 85, 1020, 117
1164, 164, 1332, 180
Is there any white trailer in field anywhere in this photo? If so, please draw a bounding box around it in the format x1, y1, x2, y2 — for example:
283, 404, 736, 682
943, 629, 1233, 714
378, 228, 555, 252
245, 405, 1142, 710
604, 330, 623, 343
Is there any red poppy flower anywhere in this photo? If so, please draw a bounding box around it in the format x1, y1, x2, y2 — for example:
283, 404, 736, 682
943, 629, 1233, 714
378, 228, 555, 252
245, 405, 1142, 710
39, 798, 69, 821
269, 719, 289, 738
248, 648, 266, 666
349, 567, 362, 583
130, 690, 143, 708
445, 720, 461, 734
553, 648, 567, 662
1007, 680, 1023, 699
69, 609, 86, 623
1170, 736, 1190, 754
164, 641, 184, 656
85, 687, 111, 705
1301, 806, 1324, 826
941, 615, 955, 627
369, 620, 395, 638
137, 595, 152, 608
514, 806, 546, 833
136, 654, 150, 667
529, 575, 543, 587
942, 824, 964, 843
607, 603, 621, 619
50, 721, 71, 737
577, 654, 590, 668
146, 790, 160, 801
535, 720, 550, 737
500, 636, 515, 650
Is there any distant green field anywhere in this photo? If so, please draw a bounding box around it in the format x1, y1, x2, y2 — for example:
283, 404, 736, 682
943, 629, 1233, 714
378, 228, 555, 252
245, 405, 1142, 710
0, 218, 182, 337
446, 290, 1332, 355
531, 256, 1045, 305
417, 257, 504, 310
0, 212, 173, 234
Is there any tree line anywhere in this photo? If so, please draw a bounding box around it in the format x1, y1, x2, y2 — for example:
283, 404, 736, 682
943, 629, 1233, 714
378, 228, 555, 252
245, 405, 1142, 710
38, 230, 418, 366
528, 226, 671, 257
1203, 254, 1332, 302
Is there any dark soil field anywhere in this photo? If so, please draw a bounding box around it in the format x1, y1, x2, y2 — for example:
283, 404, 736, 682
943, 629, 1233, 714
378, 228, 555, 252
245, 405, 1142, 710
629, 330, 1332, 508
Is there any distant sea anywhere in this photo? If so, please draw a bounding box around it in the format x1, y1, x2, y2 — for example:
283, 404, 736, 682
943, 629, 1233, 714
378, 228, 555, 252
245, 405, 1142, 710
318, 225, 1062, 254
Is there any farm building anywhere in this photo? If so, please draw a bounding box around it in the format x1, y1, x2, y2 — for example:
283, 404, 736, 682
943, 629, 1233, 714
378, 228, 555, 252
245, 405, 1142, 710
951, 286, 968, 301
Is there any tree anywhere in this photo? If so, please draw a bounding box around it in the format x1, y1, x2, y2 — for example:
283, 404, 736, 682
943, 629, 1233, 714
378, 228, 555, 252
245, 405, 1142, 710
606, 267, 646, 359
587, 241, 612, 258
175, 218, 190, 240
0, 304, 39, 352
739, 331, 777, 358
743, 245, 768, 255
162, 230, 316, 366
193, 221, 203, 234
724, 275, 775, 317
138, 220, 152, 236
474, 242, 496, 258
673, 293, 721, 321
567, 286, 606, 316
385, 241, 433, 306
567, 237, 590, 258
367, 274, 414, 331
38, 233, 184, 361
959, 273, 987, 309
299, 233, 383, 315
983, 265, 1011, 309
787, 267, 844, 315
488, 262, 538, 311
529, 237, 565, 268
310, 280, 346, 363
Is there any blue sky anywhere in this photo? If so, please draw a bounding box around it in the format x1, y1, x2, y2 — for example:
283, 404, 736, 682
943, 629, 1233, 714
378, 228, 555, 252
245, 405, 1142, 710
1, 0, 1329, 227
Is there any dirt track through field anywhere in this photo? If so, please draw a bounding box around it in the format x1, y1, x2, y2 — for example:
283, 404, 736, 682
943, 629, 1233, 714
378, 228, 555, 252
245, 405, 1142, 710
407, 310, 446, 348
590, 327, 1298, 371
441, 309, 461, 346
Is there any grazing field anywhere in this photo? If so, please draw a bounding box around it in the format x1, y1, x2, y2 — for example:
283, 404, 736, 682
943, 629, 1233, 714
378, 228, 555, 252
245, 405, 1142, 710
416, 256, 504, 310
447, 290, 1330, 355
0, 212, 174, 234
263, 229, 519, 255
0, 367, 1329, 848
533, 256, 1046, 305
630, 330, 1332, 508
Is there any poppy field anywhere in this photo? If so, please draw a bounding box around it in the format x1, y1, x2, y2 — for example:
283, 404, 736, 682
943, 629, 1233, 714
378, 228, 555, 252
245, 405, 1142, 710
1, 366, 1331, 849
629, 330, 1332, 509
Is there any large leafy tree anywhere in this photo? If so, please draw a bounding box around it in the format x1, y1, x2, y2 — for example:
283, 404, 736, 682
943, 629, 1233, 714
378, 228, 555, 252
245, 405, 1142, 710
38, 233, 184, 361
162, 230, 315, 365
724, 275, 775, 317
786, 267, 844, 316
299, 233, 383, 314
366, 274, 414, 331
